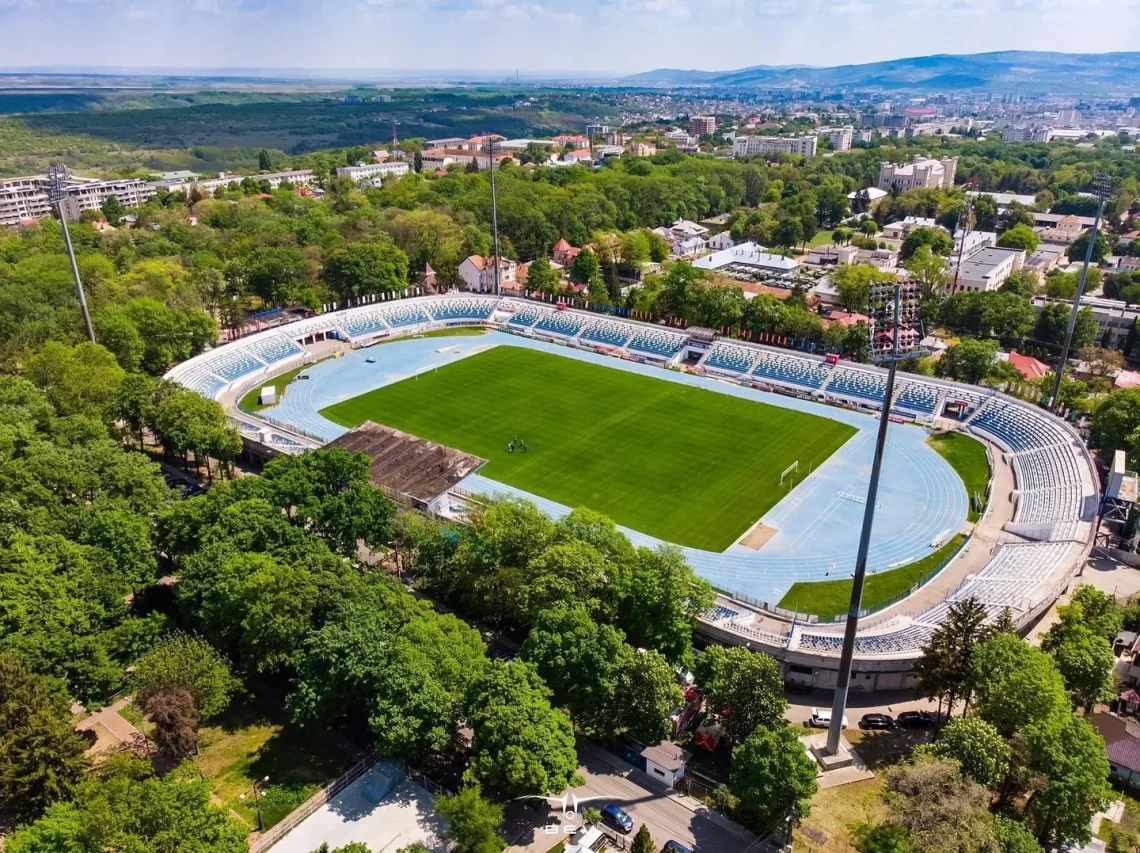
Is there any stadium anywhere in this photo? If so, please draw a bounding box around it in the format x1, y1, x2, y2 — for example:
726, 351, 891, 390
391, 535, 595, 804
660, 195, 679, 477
166, 293, 1098, 691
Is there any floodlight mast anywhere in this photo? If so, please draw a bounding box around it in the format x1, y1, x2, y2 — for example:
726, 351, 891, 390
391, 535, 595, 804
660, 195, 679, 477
1048, 172, 1113, 412
47, 165, 95, 342
487, 138, 502, 297
825, 281, 923, 756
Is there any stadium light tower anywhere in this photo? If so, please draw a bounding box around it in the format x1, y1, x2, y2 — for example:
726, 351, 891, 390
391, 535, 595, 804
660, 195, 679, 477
486, 137, 502, 296
47, 164, 96, 342
824, 279, 926, 757
1048, 171, 1114, 412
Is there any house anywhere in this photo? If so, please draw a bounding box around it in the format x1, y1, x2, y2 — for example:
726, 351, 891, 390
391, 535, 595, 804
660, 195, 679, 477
846, 186, 889, 208
805, 245, 858, 266
854, 247, 899, 272
552, 134, 590, 148
1025, 247, 1066, 276
706, 232, 734, 251
640, 742, 691, 788
881, 217, 943, 241
552, 238, 581, 267
826, 310, 870, 328
1090, 712, 1140, 789
1003, 350, 1051, 381
670, 218, 709, 239
671, 236, 707, 258
1035, 214, 1086, 246
458, 255, 517, 293
564, 825, 605, 853
417, 263, 438, 293
631, 142, 657, 157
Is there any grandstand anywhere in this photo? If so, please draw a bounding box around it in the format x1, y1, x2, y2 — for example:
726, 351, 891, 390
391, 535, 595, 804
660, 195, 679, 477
165, 292, 1096, 684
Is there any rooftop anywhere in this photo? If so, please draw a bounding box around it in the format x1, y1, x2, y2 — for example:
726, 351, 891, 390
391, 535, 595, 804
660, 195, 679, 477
693, 241, 799, 273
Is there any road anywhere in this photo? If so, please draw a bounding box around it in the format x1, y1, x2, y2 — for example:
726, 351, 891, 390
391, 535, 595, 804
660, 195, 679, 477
504, 740, 757, 853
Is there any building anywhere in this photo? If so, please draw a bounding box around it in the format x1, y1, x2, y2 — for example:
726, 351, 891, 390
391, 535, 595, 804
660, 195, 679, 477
585, 124, 610, 137
688, 115, 716, 137
732, 135, 818, 158
1033, 294, 1140, 350
965, 190, 1038, 211
424, 137, 470, 150
1025, 247, 1066, 276
663, 129, 699, 147
335, 162, 411, 182
1001, 125, 1053, 143
847, 186, 889, 209
1, 173, 157, 227
954, 230, 997, 259
1004, 350, 1051, 381
881, 217, 942, 241
1034, 214, 1086, 246
804, 245, 859, 265
552, 134, 590, 148
640, 742, 691, 788
551, 238, 581, 267
827, 126, 853, 151
692, 241, 800, 275
458, 255, 517, 293
0, 175, 54, 225
949, 246, 1025, 294
631, 142, 657, 157
153, 168, 315, 196
706, 231, 735, 251
877, 156, 958, 191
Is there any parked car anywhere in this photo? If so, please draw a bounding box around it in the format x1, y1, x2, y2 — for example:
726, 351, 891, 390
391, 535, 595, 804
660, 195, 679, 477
859, 713, 895, 730
896, 711, 935, 728
600, 803, 634, 834
663, 842, 693, 853
809, 708, 848, 729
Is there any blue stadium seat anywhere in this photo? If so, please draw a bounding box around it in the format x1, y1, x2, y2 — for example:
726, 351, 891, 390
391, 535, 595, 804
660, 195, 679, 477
507, 305, 545, 328
534, 311, 587, 337
704, 342, 756, 374
580, 320, 632, 348
828, 368, 887, 403
428, 299, 496, 321
895, 382, 938, 414
340, 311, 388, 339
246, 335, 303, 365
751, 353, 832, 389
382, 304, 430, 328
626, 328, 686, 358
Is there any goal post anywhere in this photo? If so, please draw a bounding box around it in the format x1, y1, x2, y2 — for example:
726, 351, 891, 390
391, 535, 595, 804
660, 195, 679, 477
779, 459, 800, 487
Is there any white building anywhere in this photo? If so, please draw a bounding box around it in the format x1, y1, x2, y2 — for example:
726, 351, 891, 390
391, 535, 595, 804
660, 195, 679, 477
877, 156, 958, 191
827, 126, 853, 152
693, 241, 800, 274
733, 135, 818, 158
1, 172, 155, 227
0, 175, 53, 225
880, 217, 943, 241
336, 162, 411, 182
953, 230, 997, 259
1002, 126, 1053, 143
641, 742, 691, 789
706, 231, 735, 251
663, 129, 698, 147
158, 169, 315, 196
965, 190, 1038, 211
458, 255, 517, 293
948, 246, 1025, 294
424, 137, 470, 150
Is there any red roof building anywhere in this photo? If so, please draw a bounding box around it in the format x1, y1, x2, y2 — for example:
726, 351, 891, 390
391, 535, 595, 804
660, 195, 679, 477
1007, 350, 1050, 381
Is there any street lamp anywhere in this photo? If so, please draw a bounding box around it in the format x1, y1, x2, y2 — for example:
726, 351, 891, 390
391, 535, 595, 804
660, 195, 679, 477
486, 137, 502, 297
1048, 171, 1114, 412
240, 775, 270, 830
46, 164, 95, 342
824, 279, 927, 757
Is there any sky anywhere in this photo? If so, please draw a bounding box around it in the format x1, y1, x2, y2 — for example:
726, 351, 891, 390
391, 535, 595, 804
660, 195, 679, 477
1, 0, 1139, 76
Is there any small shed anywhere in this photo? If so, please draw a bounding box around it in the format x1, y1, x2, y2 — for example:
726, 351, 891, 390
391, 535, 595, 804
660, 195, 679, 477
641, 742, 691, 788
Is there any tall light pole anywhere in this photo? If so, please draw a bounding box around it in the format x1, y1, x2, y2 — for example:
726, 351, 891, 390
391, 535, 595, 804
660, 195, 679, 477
1049, 171, 1114, 412
47, 165, 95, 341
825, 280, 925, 756
486, 138, 502, 296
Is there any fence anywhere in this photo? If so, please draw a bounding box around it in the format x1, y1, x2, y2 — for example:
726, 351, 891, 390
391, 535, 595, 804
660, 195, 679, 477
249, 754, 379, 853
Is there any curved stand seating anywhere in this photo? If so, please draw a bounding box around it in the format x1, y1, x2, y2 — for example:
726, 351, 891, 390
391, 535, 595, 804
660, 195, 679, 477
627, 328, 687, 358
828, 368, 888, 403
704, 342, 757, 374
751, 352, 832, 389
580, 319, 632, 348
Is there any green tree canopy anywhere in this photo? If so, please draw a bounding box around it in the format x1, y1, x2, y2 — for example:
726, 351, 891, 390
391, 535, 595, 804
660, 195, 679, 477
730, 723, 819, 831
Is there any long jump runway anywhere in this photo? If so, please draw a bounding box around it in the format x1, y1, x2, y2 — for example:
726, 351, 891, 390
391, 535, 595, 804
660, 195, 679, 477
262, 333, 967, 605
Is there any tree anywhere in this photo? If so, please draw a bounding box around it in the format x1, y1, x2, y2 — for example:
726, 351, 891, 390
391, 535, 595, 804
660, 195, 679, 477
970, 634, 1068, 737
631, 824, 655, 853
774, 218, 803, 251
0, 653, 90, 823
525, 255, 559, 294
1026, 714, 1112, 848
852, 823, 912, 853
617, 545, 713, 663
997, 223, 1040, 253
258, 148, 272, 171
832, 264, 893, 312
465, 660, 578, 796
914, 597, 989, 720
520, 604, 628, 734
570, 248, 600, 285
435, 786, 506, 853
730, 724, 818, 831
695, 646, 787, 741
132, 634, 238, 721
244, 245, 311, 306
6, 754, 246, 853
322, 240, 409, 302
413, 150, 423, 173
1068, 230, 1110, 264
860, 218, 878, 237
936, 338, 998, 385
930, 716, 1009, 787
900, 227, 953, 261
27, 341, 125, 422
1091, 388, 1140, 451
144, 687, 200, 760
880, 755, 996, 853
615, 648, 684, 745
114, 372, 158, 450
903, 245, 949, 304
992, 815, 1045, 853
100, 194, 125, 225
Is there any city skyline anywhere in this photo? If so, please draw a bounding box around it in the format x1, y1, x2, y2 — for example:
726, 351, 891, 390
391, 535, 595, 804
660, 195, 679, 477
1, 0, 1139, 76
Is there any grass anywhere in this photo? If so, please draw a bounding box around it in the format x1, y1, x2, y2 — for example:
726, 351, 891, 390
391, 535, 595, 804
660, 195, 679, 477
776, 534, 967, 619
194, 700, 359, 831
320, 346, 856, 551
927, 432, 991, 522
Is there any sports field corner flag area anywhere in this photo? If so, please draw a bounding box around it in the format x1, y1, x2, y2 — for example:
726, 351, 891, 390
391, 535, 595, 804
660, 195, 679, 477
321, 346, 857, 551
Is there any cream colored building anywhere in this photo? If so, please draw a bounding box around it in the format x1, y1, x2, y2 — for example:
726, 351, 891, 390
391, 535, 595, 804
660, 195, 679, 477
877, 156, 958, 190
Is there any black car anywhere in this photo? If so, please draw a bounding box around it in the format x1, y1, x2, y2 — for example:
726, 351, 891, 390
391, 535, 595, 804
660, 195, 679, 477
663, 842, 693, 853
859, 713, 895, 730
896, 710, 935, 728
600, 803, 634, 834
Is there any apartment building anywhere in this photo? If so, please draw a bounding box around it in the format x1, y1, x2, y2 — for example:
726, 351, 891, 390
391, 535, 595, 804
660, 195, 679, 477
948, 247, 1025, 294
1001, 125, 1053, 143
0, 176, 53, 225
732, 134, 818, 158
877, 156, 958, 191
688, 116, 716, 137
1, 173, 154, 227
335, 162, 411, 182
155, 169, 315, 196
826, 126, 853, 151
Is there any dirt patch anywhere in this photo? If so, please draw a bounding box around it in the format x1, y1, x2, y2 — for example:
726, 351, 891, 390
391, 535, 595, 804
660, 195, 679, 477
739, 523, 778, 550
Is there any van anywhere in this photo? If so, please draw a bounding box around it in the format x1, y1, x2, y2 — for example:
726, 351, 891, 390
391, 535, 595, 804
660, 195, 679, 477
809, 707, 848, 729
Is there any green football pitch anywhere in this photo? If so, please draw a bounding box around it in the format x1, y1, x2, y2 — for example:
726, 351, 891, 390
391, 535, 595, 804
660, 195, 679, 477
321, 346, 857, 551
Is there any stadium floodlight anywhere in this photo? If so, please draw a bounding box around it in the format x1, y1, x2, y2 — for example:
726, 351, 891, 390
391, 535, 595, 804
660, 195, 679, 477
824, 280, 926, 757
47, 164, 96, 342
486, 138, 502, 297
1048, 171, 1114, 412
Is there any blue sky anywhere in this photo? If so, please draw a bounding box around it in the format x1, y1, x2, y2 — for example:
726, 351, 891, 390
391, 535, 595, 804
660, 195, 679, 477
1, 0, 1137, 75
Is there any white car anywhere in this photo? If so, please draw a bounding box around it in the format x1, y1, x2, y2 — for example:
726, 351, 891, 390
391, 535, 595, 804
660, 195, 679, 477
809, 708, 848, 729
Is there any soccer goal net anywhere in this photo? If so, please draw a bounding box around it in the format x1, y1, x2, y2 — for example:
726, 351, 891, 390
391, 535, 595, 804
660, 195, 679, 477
779, 460, 800, 486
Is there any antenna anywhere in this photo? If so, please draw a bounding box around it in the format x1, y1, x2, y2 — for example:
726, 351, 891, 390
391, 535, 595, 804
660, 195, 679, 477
47, 165, 95, 342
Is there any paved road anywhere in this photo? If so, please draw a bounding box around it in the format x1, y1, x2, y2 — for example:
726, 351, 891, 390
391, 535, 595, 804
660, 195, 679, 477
505, 740, 756, 853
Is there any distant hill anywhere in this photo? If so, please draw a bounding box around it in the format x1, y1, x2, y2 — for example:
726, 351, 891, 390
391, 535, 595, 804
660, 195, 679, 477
622, 51, 1140, 94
